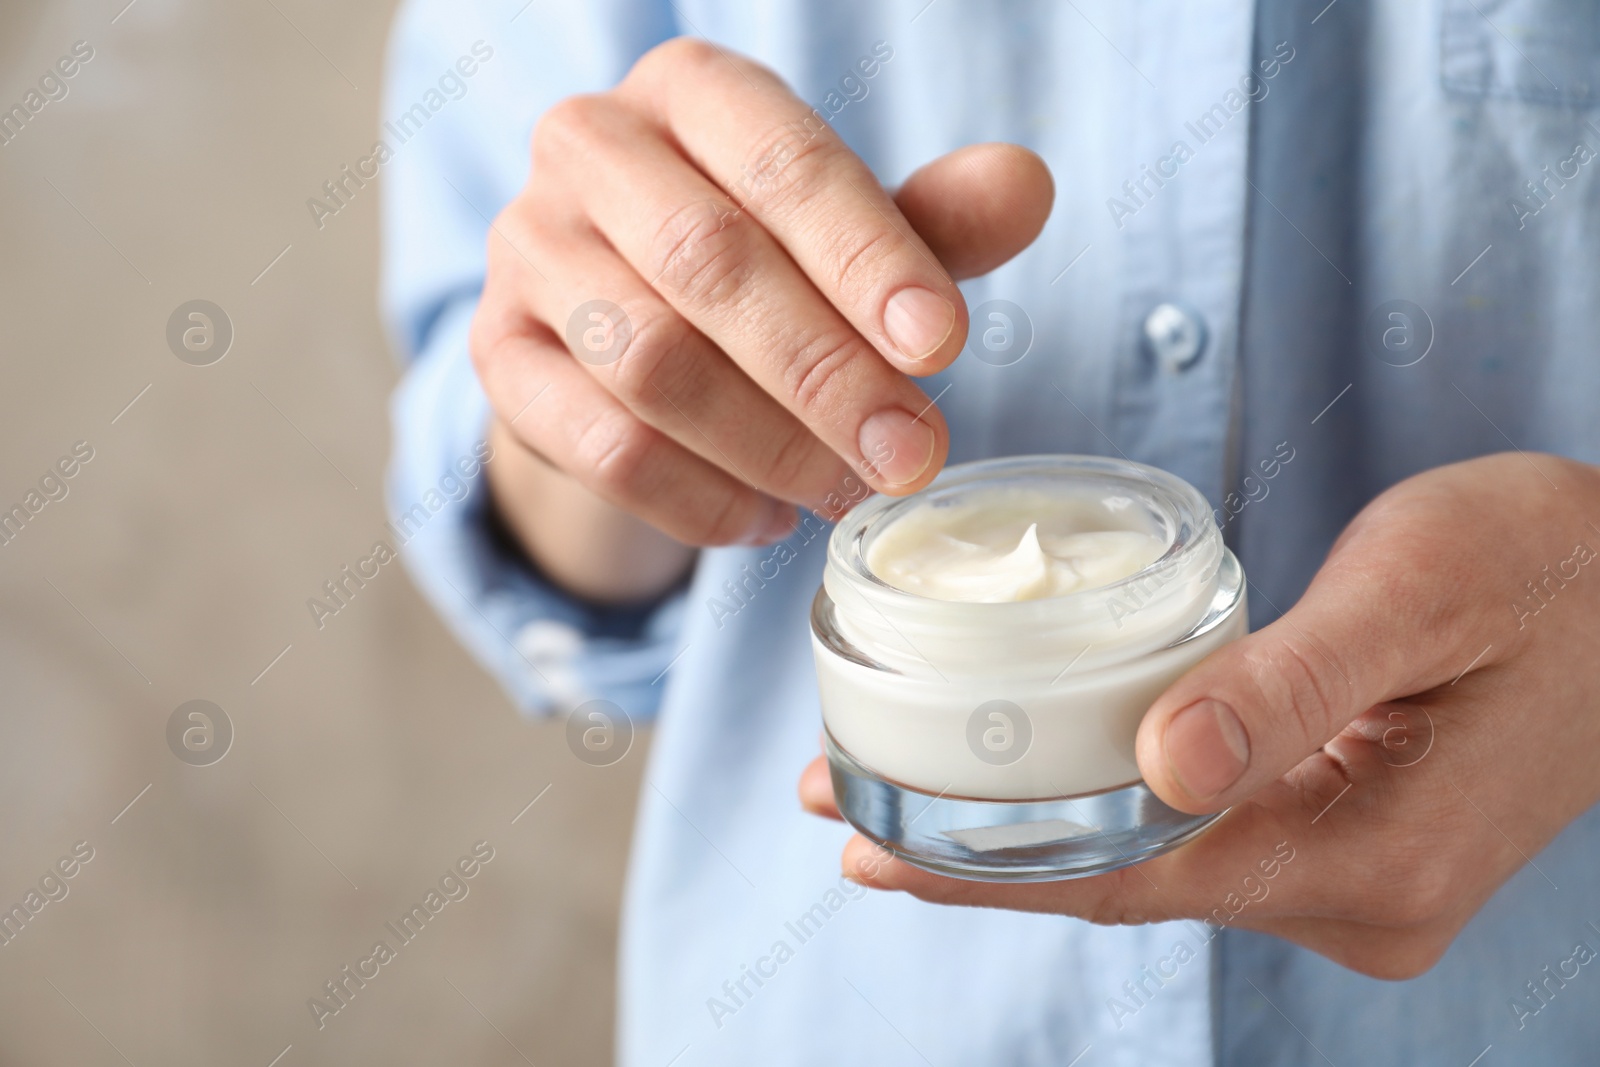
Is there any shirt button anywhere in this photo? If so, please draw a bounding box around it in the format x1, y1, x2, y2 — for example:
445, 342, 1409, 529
515, 619, 587, 705
1143, 303, 1207, 373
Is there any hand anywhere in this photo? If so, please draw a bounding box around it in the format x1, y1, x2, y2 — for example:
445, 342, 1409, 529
800, 452, 1600, 979
473, 37, 1053, 552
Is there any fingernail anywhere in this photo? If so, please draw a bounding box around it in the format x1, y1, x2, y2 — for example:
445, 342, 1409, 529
883, 286, 955, 362
1164, 699, 1250, 801
741, 501, 795, 545
858, 409, 936, 487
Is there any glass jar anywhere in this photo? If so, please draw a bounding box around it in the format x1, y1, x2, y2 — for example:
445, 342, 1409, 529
810, 454, 1246, 881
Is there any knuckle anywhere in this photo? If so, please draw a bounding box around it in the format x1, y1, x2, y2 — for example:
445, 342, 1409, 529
786, 332, 865, 415
532, 93, 610, 165
1241, 635, 1347, 749
570, 408, 751, 548
734, 119, 837, 213
467, 307, 523, 392
636, 36, 722, 79
827, 226, 904, 306
648, 200, 755, 305
632, 36, 777, 88
485, 202, 540, 265
573, 410, 656, 501
605, 312, 697, 407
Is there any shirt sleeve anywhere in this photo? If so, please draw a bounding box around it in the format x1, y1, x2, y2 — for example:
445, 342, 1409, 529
380, 0, 682, 718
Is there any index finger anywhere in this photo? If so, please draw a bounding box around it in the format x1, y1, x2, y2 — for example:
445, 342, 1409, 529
620, 38, 967, 373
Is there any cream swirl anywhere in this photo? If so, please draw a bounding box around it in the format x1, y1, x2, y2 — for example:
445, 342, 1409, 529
865, 498, 1166, 603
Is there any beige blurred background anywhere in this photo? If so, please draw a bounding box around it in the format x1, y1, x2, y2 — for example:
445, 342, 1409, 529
0, 1, 640, 1063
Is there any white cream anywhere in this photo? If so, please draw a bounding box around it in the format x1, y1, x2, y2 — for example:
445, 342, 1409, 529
866, 498, 1167, 603
811, 458, 1248, 801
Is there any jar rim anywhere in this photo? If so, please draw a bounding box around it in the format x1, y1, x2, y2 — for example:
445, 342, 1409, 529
827, 453, 1218, 615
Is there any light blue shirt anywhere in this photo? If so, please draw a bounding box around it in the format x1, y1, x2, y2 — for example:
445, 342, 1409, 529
381, 2, 1600, 1063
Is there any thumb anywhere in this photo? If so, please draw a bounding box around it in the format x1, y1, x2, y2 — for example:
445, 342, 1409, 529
1134, 530, 1481, 813
892, 143, 1054, 282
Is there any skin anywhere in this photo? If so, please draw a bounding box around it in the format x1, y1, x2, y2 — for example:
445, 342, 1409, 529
800, 452, 1600, 979
476, 38, 1054, 604
473, 38, 1598, 983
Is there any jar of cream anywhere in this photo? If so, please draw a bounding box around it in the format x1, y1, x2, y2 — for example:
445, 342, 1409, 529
810, 455, 1247, 881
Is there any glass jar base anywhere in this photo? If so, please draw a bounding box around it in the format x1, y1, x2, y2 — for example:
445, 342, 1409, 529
826, 731, 1223, 882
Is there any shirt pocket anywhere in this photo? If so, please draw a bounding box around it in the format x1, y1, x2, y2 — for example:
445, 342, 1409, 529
1441, 0, 1600, 106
